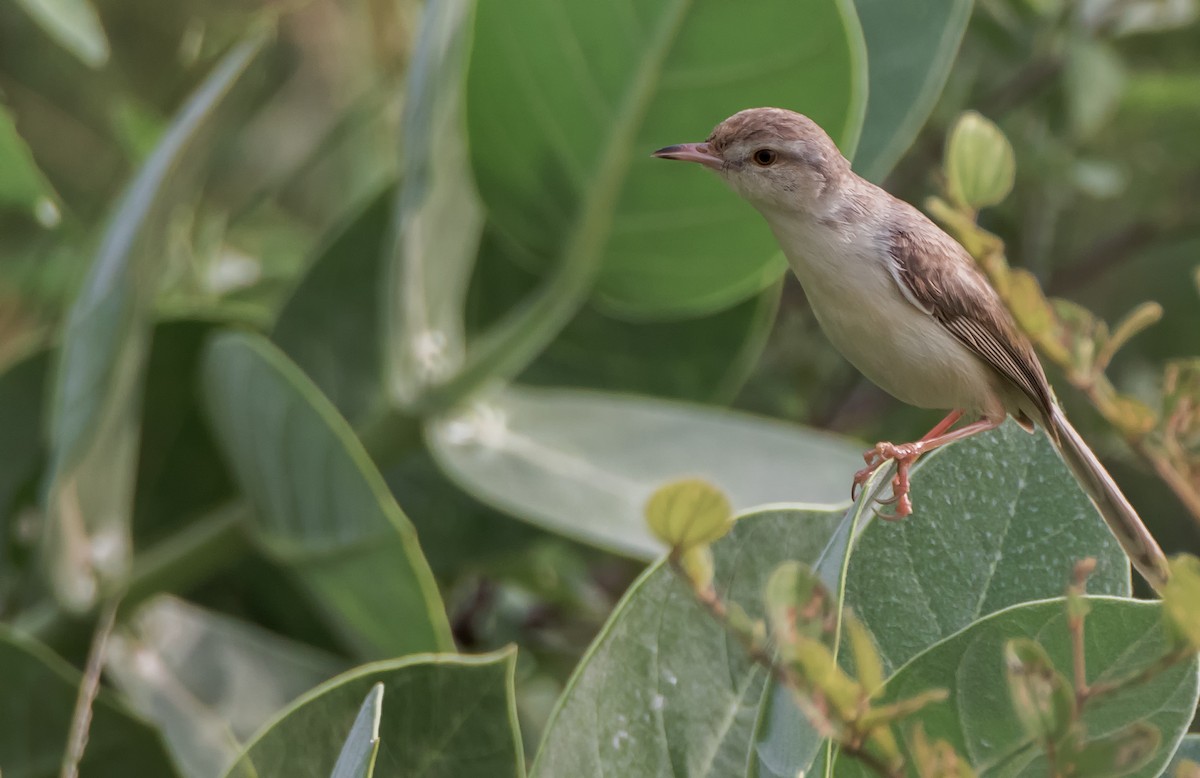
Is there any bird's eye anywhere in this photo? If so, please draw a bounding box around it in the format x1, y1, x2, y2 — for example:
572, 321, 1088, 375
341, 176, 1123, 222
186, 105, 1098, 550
752, 148, 777, 166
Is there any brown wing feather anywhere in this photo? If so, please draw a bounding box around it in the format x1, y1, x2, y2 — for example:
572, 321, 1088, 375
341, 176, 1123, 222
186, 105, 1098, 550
888, 225, 1055, 426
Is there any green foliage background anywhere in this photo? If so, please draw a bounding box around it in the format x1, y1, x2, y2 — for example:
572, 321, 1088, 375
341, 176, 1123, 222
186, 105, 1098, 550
0, 0, 1197, 775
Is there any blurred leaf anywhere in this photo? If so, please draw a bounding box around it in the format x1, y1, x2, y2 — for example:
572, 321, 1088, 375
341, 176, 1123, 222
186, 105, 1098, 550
273, 187, 392, 428
764, 560, 835, 646
427, 385, 863, 559
756, 421, 1130, 778
644, 478, 733, 551
1163, 554, 1200, 650
945, 111, 1015, 210
845, 610, 885, 699
909, 724, 977, 778
200, 332, 452, 658
466, 0, 867, 322
385, 0, 483, 406
852, 0, 973, 182
529, 506, 842, 778
1003, 639, 1074, 745
105, 595, 345, 778
833, 599, 1198, 777
1064, 37, 1127, 140
225, 649, 524, 778
467, 227, 781, 403
0, 627, 177, 777
330, 684, 383, 778
0, 105, 58, 214
1060, 722, 1161, 778
12, 0, 110, 67
42, 38, 263, 610
1007, 270, 1057, 343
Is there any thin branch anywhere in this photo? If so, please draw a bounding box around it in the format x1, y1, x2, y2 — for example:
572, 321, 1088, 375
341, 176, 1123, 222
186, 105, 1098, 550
60, 599, 119, 778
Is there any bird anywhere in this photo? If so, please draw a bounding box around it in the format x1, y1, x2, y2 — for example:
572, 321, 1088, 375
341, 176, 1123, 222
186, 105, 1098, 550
653, 107, 1170, 592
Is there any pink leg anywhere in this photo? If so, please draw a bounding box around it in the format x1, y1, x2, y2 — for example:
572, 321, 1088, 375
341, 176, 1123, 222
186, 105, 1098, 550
852, 410, 963, 500
852, 414, 1002, 519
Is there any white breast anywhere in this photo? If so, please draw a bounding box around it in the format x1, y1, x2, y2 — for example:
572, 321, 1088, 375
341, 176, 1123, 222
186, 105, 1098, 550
764, 210, 999, 415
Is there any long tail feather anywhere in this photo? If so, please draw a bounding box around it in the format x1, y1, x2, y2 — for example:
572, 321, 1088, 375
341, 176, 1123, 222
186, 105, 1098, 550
1048, 406, 1169, 592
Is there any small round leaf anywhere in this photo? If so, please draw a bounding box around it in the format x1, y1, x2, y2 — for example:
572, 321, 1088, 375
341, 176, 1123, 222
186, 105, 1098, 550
945, 111, 1016, 211
644, 478, 733, 552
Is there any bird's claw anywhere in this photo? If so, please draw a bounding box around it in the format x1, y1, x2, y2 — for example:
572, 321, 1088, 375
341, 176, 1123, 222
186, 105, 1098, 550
850, 440, 922, 519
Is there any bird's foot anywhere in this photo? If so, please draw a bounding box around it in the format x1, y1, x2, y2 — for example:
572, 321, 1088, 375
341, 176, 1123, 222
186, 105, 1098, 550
850, 441, 925, 520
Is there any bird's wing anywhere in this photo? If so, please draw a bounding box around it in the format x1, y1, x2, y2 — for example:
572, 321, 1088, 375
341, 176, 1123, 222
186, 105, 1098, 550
886, 223, 1055, 424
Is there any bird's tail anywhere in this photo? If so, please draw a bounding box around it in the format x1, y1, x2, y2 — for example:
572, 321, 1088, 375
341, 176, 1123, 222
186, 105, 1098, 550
1048, 405, 1170, 593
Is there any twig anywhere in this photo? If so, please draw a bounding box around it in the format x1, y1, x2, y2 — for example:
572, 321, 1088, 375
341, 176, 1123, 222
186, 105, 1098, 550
60, 599, 119, 778
1080, 647, 1195, 704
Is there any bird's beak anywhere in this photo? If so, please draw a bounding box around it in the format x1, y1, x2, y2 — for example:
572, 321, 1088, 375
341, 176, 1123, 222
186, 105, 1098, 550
652, 142, 722, 170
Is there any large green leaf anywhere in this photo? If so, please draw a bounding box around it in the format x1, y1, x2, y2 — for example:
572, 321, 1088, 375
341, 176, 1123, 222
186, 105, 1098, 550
11, 0, 109, 67
200, 332, 452, 658
832, 599, 1199, 777
41, 38, 263, 610
530, 424, 1133, 777
465, 0, 867, 323
465, 226, 782, 403
530, 506, 842, 777
273, 187, 392, 429
753, 422, 1130, 777
105, 596, 345, 778
426, 385, 864, 559
0, 627, 177, 777
384, 0, 483, 407
224, 649, 524, 778
851, 0, 973, 182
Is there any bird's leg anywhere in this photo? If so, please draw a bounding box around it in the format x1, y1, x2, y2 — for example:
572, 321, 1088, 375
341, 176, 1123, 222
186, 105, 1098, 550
852, 413, 1002, 519
852, 410, 963, 500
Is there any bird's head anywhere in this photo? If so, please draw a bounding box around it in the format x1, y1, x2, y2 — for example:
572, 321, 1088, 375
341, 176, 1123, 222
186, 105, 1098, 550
653, 107, 849, 215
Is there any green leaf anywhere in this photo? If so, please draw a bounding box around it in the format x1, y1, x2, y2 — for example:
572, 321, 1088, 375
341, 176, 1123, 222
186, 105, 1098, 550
200, 332, 452, 658
385, 0, 483, 407
0, 627, 178, 777
464, 226, 781, 404
465, 0, 867, 321
945, 111, 1015, 210
105, 595, 345, 778
840, 422, 1130, 674
12, 0, 110, 67
530, 506, 843, 778
833, 599, 1199, 777
644, 478, 733, 551
330, 684, 383, 778
0, 105, 58, 214
852, 0, 973, 182
273, 187, 392, 428
759, 421, 1129, 777
764, 561, 835, 646
225, 649, 524, 778
426, 385, 864, 559
41, 38, 263, 610
1163, 554, 1200, 650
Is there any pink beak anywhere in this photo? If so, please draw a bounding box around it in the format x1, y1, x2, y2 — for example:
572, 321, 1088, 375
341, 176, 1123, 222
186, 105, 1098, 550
652, 142, 723, 170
